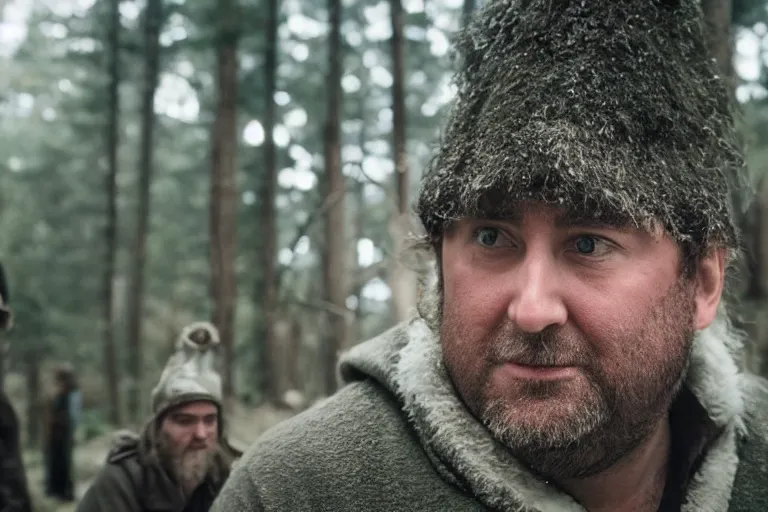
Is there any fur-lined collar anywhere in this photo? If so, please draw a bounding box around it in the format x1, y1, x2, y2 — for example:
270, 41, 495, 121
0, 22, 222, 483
340, 314, 747, 511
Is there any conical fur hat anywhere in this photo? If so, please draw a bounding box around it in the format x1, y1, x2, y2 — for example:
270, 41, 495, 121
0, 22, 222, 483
417, 0, 743, 259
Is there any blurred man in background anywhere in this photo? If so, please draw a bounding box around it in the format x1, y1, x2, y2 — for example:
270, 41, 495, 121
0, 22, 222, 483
77, 322, 239, 512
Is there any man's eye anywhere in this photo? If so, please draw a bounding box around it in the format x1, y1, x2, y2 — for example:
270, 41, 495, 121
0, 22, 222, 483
474, 227, 503, 247
574, 236, 597, 254
572, 235, 611, 256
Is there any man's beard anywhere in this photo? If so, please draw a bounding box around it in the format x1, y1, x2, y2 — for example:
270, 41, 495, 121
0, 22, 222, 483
441, 278, 695, 480
158, 433, 216, 496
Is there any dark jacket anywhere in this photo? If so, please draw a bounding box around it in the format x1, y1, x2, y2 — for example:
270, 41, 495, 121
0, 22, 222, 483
44, 390, 76, 500
0, 391, 32, 512
76, 432, 228, 512
211, 319, 768, 512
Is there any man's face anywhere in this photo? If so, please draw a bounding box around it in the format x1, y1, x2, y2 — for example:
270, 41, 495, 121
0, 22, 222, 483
159, 401, 219, 493
439, 203, 724, 479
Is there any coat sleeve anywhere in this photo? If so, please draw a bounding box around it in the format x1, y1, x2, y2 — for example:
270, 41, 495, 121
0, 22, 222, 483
75, 463, 142, 512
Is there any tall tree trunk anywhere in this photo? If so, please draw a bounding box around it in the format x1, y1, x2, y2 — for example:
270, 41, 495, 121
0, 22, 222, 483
210, 0, 240, 407
352, 178, 366, 344
389, 0, 417, 323
126, 0, 162, 421
322, 0, 348, 396
287, 316, 302, 392
723, 0, 766, 307
757, 176, 768, 296
24, 354, 40, 448
0, 339, 5, 392
102, 0, 122, 426
351, 95, 368, 344
752, 176, 768, 375
0, 263, 8, 390
259, 0, 280, 405
463, 0, 475, 26
390, 0, 407, 216
745, 180, 767, 300
703, 0, 766, 374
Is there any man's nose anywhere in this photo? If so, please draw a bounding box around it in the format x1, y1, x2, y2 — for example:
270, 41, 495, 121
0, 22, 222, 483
506, 250, 568, 333
193, 421, 208, 439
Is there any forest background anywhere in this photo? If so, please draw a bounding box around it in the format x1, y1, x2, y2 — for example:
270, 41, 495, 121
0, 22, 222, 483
1, 0, 767, 508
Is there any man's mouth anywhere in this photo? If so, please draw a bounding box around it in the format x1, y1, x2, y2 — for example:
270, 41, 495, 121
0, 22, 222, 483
500, 362, 578, 381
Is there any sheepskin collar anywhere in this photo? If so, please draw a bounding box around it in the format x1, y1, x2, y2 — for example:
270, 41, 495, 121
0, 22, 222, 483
340, 315, 746, 512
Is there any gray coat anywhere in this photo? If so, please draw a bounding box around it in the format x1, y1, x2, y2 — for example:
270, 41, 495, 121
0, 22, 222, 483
212, 319, 768, 511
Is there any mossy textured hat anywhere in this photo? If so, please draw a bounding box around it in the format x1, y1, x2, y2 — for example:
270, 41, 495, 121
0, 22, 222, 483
417, 0, 743, 259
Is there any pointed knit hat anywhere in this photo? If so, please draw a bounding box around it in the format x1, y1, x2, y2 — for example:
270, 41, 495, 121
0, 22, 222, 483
151, 321, 223, 416
416, 0, 743, 261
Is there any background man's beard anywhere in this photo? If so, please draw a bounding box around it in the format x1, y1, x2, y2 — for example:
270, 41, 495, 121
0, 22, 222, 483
441, 279, 695, 480
172, 449, 214, 495
159, 434, 216, 496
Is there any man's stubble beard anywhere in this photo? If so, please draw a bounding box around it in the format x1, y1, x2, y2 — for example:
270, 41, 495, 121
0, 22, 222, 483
158, 433, 216, 497
440, 278, 695, 480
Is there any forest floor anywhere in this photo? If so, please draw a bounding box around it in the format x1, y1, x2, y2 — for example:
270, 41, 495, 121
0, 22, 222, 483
23, 403, 296, 512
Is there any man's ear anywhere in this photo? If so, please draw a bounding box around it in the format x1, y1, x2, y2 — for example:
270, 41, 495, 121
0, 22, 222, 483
694, 248, 727, 330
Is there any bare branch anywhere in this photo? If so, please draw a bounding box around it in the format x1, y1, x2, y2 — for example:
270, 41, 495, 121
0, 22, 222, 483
350, 259, 389, 289
281, 295, 354, 319
355, 163, 387, 191
276, 188, 345, 288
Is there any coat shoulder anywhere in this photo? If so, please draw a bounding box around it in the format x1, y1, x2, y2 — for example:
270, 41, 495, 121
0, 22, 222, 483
75, 458, 142, 512
106, 430, 141, 464
214, 380, 480, 512
240, 379, 425, 476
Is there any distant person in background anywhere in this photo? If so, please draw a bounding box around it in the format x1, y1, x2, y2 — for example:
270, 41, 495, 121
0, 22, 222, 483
76, 322, 240, 512
44, 363, 81, 502
0, 262, 33, 512
0, 262, 11, 330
